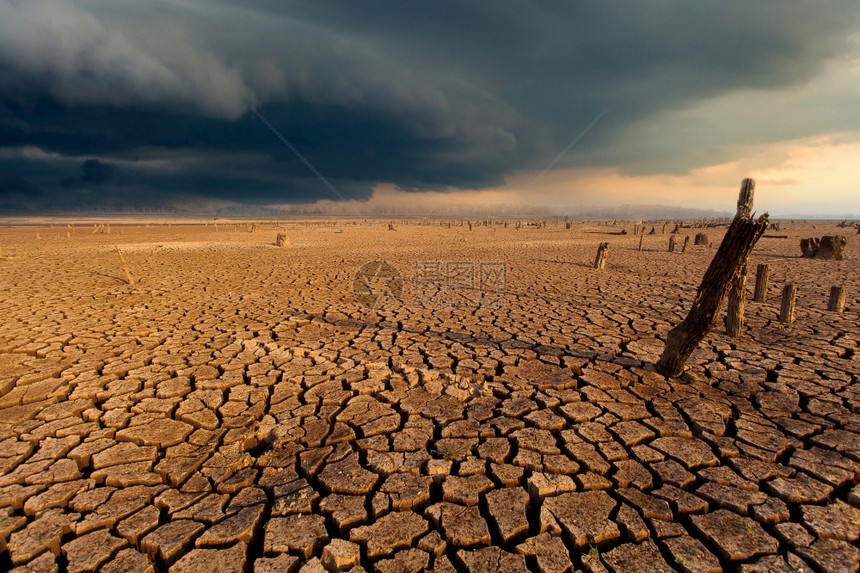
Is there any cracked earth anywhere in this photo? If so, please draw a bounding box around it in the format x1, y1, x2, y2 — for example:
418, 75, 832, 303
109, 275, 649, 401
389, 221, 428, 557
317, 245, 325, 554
0, 220, 857, 572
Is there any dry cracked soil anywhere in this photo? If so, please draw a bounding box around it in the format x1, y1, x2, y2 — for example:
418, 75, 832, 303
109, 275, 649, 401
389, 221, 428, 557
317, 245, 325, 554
0, 218, 857, 572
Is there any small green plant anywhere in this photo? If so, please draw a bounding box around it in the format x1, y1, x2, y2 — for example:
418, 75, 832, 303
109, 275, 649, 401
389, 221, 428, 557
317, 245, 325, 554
433, 441, 473, 460
587, 545, 599, 558
745, 522, 753, 532
673, 554, 685, 566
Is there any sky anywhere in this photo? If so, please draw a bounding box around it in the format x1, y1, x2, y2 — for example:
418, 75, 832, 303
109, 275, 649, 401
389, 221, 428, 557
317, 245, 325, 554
1, 1, 859, 216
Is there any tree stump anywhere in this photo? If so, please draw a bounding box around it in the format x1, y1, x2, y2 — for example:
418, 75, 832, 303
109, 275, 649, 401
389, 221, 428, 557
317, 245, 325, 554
779, 284, 796, 324
828, 286, 845, 312
694, 233, 709, 246
816, 236, 846, 260
655, 179, 768, 377
649, 226, 656, 235
682, 236, 690, 253
725, 263, 747, 338
801, 235, 846, 260
276, 233, 291, 248
753, 263, 769, 302
668, 236, 676, 252
594, 243, 609, 269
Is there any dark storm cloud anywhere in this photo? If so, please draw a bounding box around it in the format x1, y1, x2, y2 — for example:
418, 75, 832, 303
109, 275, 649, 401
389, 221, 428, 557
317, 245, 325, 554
61, 158, 116, 188
0, 0, 858, 210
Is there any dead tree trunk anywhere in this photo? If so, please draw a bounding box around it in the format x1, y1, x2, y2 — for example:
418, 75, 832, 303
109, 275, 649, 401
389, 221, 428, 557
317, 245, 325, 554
594, 243, 609, 269
725, 262, 747, 337
655, 179, 768, 377
753, 263, 769, 302
828, 286, 845, 312
668, 236, 676, 252
779, 283, 797, 324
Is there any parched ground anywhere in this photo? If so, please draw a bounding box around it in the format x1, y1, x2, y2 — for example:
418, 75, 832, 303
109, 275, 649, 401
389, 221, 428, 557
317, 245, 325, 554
0, 219, 857, 573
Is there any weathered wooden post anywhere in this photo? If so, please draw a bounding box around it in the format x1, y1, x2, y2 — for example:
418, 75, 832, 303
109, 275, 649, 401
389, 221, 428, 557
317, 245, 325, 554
828, 286, 846, 312
725, 263, 747, 337
779, 284, 797, 324
682, 236, 690, 253
114, 246, 134, 287
594, 243, 609, 269
753, 263, 769, 302
656, 179, 768, 377
695, 233, 709, 246
668, 236, 676, 252
638, 234, 644, 251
